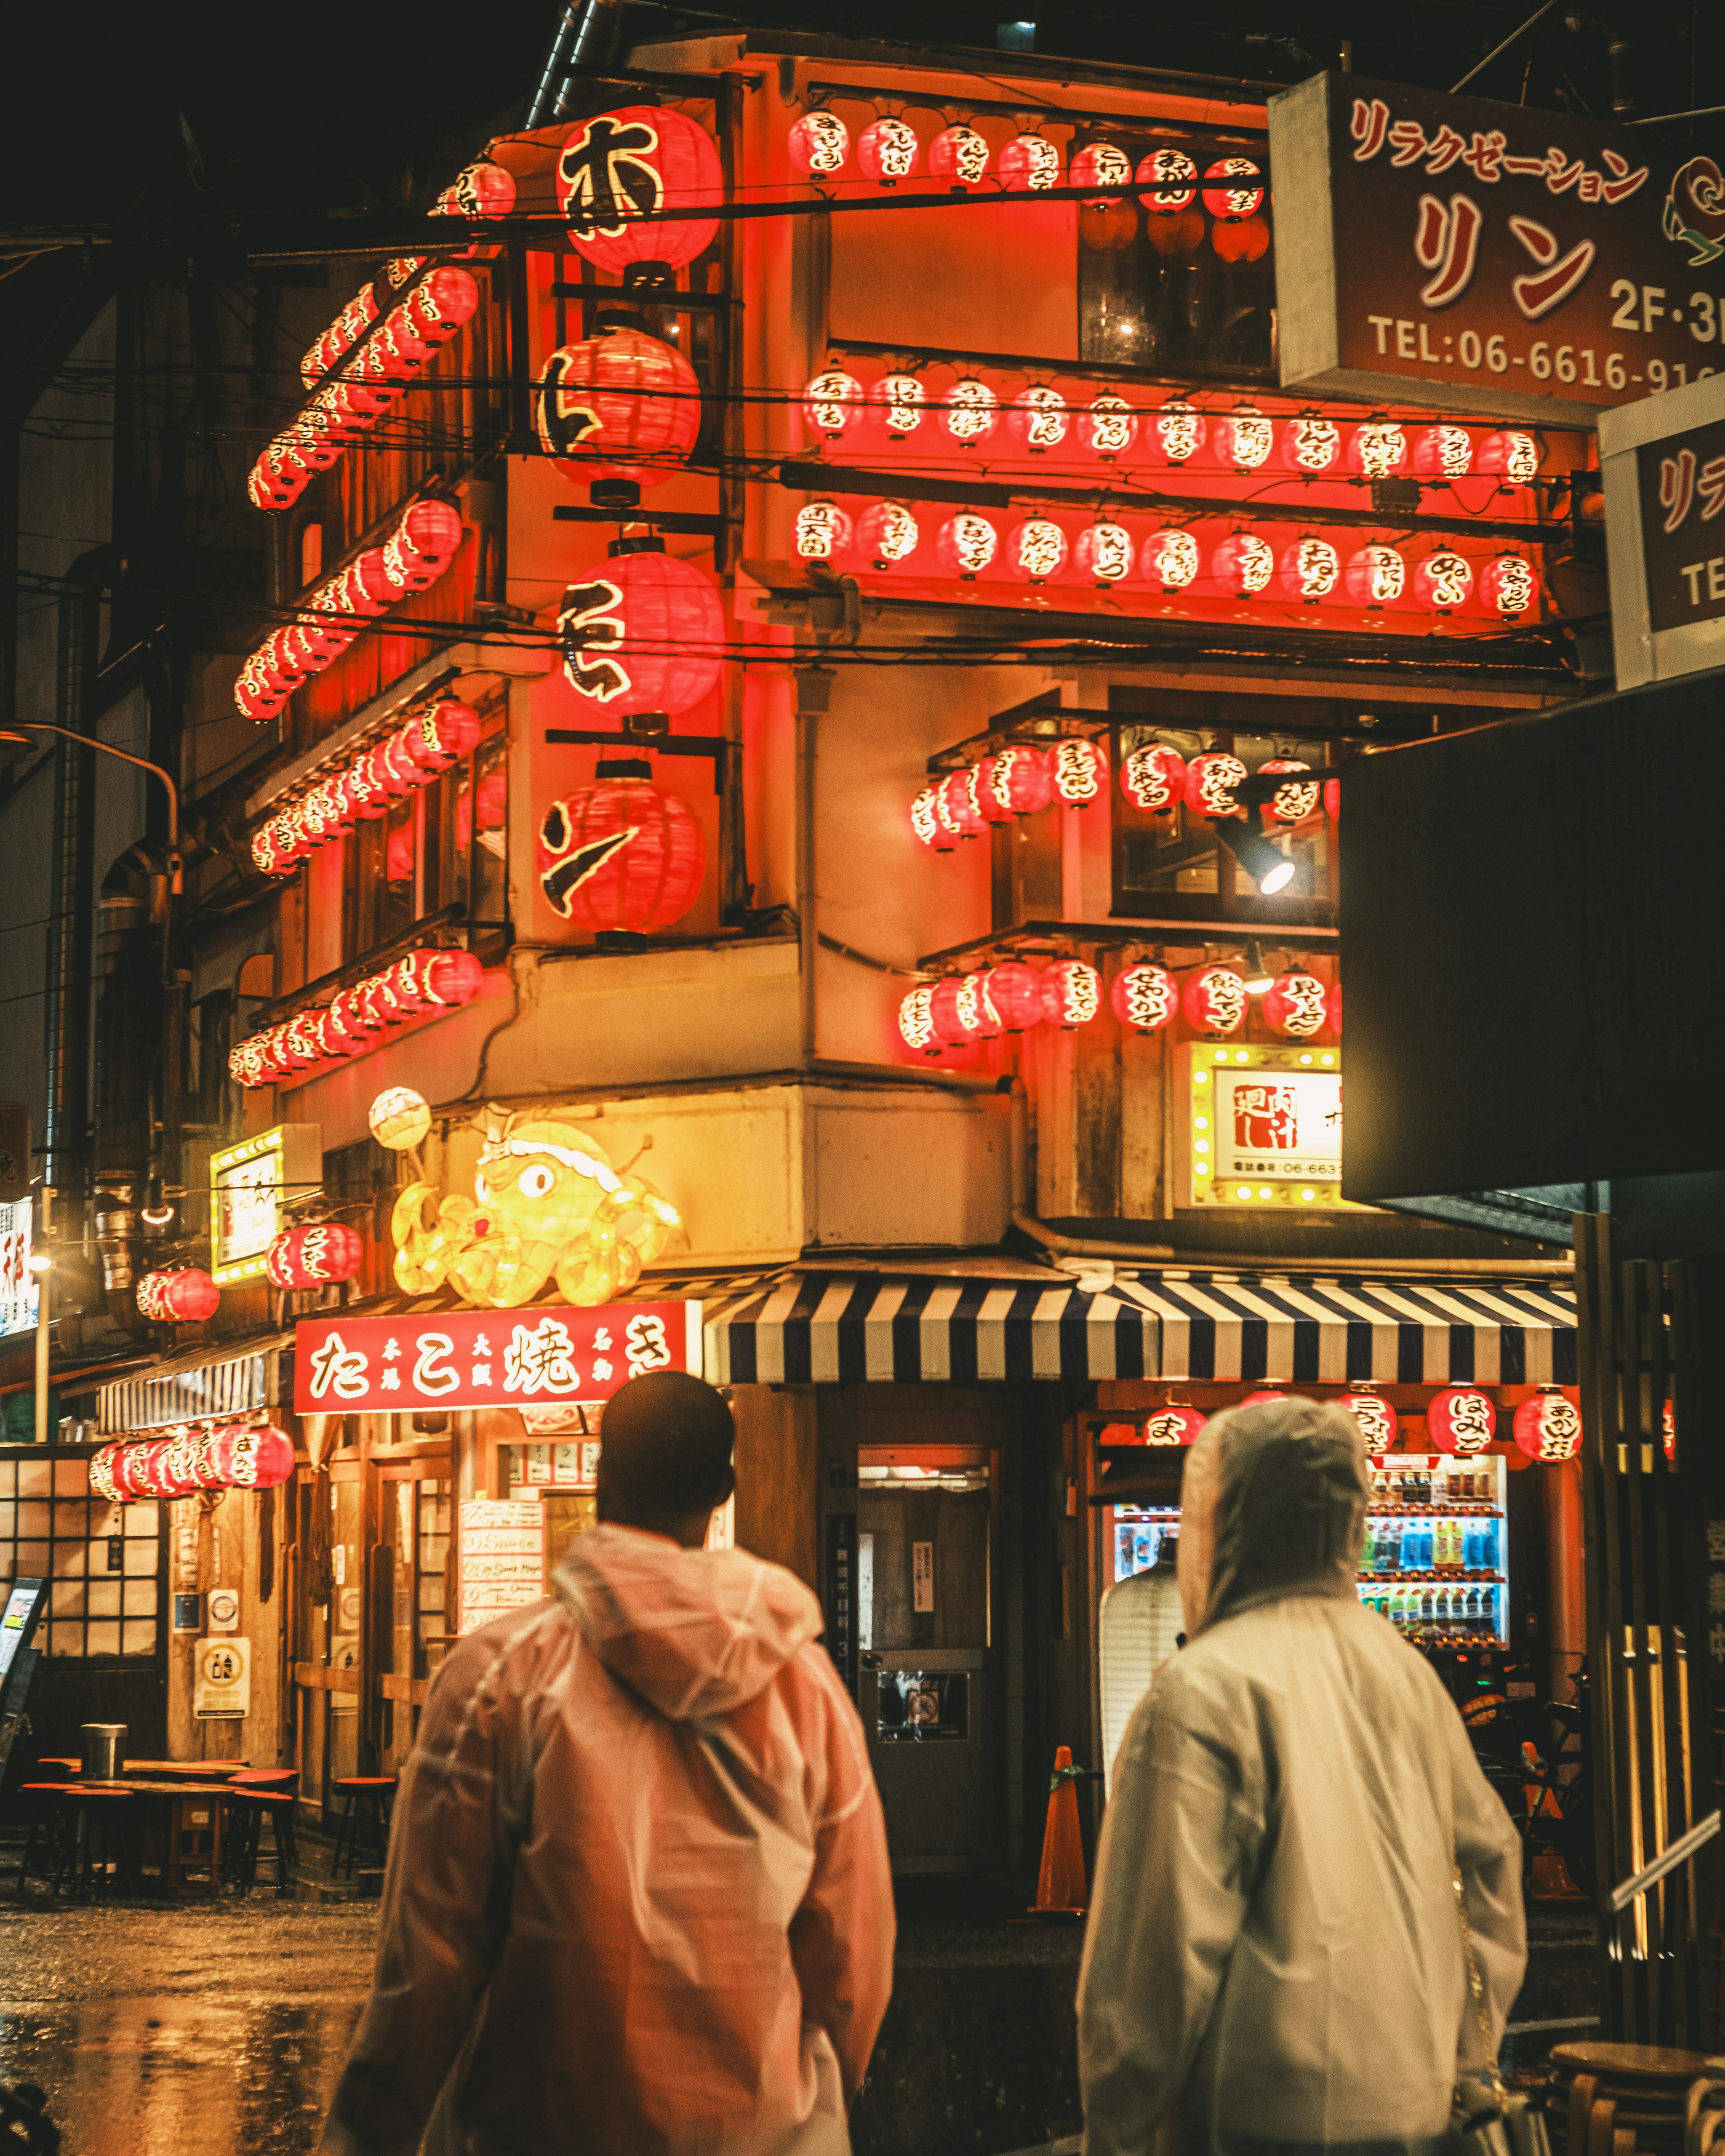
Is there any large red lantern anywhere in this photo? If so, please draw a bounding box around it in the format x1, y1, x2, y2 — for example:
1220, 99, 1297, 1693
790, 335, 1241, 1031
1344, 545, 1407, 607
1412, 425, 1474, 479
558, 106, 723, 277
1338, 1390, 1399, 1451
1050, 739, 1106, 807
91, 1424, 296, 1503
266, 1222, 365, 1290
539, 769, 706, 933
1139, 148, 1198, 212
788, 111, 849, 177
1141, 1405, 1207, 1446
1119, 744, 1187, 814
1201, 157, 1265, 219
401, 700, 482, 777
1085, 394, 1137, 461
1259, 759, 1320, 823
1241, 1389, 1289, 1407
1110, 963, 1177, 1034
1414, 552, 1474, 613
1279, 416, 1342, 475
1184, 752, 1247, 819
910, 785, 942, 848
1212, 216, 1269, 264
1476, 430, 1541, 484
1428, 1387, 1497, 1455
558, 539, 725, 716
1151, 402, 1206, 465
933, 769, 983, 841
928, 125, 991, 186
1213, 531, 1276, 596
1005, 519, 1069, 583
936, 513, 999, 579
969, 758, 1017, 826
1141, 528, 1200, 591
1262, 972, 1330, 1038
536, 331, 701, 487
954, 973, 1001, 1040
1008, 387, 1069, 453
1070, 142, 1132, 203
1481, 555, 1539, 617
982, 961, 1044, 1032
1075, 522, 1134, 585
1348, 422, 1408, 479
857, 118, 920, 185
1211, 411, 1275, 471
381, 500, 464, 595
137, 1270, 221, 1322
1041, 960, 1102, 1028
1183, 966, 1247, 1035
1513, 1390, 1582, 1462
999, 134, 1061, 190
928, 977, 978, 1048
803, 369, 865, 440
942, 379, 998, 446
856, 501, 921, 569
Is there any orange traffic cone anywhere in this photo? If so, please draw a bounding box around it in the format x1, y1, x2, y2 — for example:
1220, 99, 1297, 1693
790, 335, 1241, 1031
1031, 1745, 1089, 1916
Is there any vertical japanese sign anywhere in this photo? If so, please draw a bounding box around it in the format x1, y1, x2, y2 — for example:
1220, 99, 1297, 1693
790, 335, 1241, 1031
459, 1499, 546, 1634
825, 1513, 856, 1689
1599, 369, 1725, 686
0, 1198, 35, 1338
1271, 70, 1725, 420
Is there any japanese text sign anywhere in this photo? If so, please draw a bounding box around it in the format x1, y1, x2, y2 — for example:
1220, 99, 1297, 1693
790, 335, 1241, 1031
1177, 1045, 1361, 1211
459, 1499, 544, 1634
1271, 70, 1725, 420
0, 1198, 35, 1339
211, 1123, 320, 1285
1599, 369, 1725, 685
293, 1300, 699, 1414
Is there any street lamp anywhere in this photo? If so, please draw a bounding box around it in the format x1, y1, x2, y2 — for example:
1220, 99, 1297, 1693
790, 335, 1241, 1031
0, 724, 181, 892
28, 1251, 52, 1446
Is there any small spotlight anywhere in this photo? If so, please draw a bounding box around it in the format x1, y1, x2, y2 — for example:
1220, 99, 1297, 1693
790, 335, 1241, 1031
1214, 812, 1297, 897
28, 1252, 52, 1275
1241, 939, 1274, 993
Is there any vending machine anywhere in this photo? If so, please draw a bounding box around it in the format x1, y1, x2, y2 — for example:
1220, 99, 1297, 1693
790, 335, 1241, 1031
1357, 1452, 1509, 1649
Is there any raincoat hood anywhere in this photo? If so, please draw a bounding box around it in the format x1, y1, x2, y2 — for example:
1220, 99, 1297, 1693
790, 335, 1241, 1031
1177, 1396, 1367, 1636
553, 1522, 826, 1721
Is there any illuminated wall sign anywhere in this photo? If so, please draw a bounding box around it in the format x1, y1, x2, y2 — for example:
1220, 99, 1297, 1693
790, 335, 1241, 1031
0, 1198, 35, 1338
1176, 1043, 1365, 1210
210, 1125, 321, 1285
293, 1301, 701, 1414
1599, 370, 1725, 687
1271, 70, 1724, 420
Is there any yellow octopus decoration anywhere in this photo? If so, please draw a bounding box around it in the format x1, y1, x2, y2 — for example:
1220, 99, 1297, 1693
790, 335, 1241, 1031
392, 1112, 683, 1308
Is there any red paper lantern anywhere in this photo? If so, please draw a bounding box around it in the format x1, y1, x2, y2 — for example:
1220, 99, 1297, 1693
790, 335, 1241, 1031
381, 500, 464, 595
1338, 1391, 1399, 1450
1075, 522, 1134, 585
1412, 425, 1475, 479
1347, 422, 1408, 479
558, 540, 726, 716
91, 1424, 296, 1502
1005, 518, 1069, 583
942, 378, 999, 446
1141, 527, 1201, 590
1480, 555, 1539, 617
1119, 744, 1187, 814
1414, 552, 1474, 612
1050, 739, 1105, 806
386, 948, 485, 1017
938, 768, 987, 839
898, 985, 937, 1055
1211, 411, 1275, 471
1041, 959, 1102, 1028
855, 501, 920, 568
1476, 429, 1541, 484
999, 134, 1061, 190
1008, 387, 1069, 453
976, 745, 1052, 818
1513, 1389, 1582, 1462
1262, 972, 1330, 1038
982, 961, 1045, 1032
1184, 751, 1247, 819
936, 512, 999, 579
1240, 1388, 1288, 1407
857, 117, 919, 185
436, 159, 516, 219
400, 700, 482, 776
803, 368, 865, 439
1344, 545, 1407, 606
1084, 394, 1137, 461
868, 374, 925, 441
1428, 1387, 1497, 1454
536, 331, 702, 487
1151, 401, 1206, 464
795, 500, 854, 561
1138, 148, 1198, 212
1183, 965, 1247, 1034
1147, 207, 1206, 256
1202, 157, 1265, 218
1213, 531, 1276, 596
1277, 536, 1340, 603
969, 759, 1017, 825
788, 110, 849, 177
910, 785, 943, 849
1212, 216, 1269, 263
955, 973, 1001, 1040
928, 125, 991, 186
558, 106, 723, 275
1070, 142, 1132, 203
1141, 1405, 1207, 1446
266, 1222, 365, 1290
1324, 778, 1340, 822
137, 1269, 221, 1323
928, 977, 978, 1047
1259, 759, 1321, 823
539, 773, 706, 932
1111, 963, 1177, 1034
1278, 416, 1342, 475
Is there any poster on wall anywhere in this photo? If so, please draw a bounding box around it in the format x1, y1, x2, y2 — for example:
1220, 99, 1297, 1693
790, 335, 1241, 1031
210, 1124, 321, 1285
193, 1636, 251, 1719
458, 1499, 545, 1635
0, 1198, 35, 1338
1271, 70, 1725, 420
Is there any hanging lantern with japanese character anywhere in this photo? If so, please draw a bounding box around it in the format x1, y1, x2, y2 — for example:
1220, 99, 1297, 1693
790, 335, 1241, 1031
1119, 744, 1187, 814
1041, 959, 1102, 1027
535, 330, 701, 488
1412, 425, 1475, 479
898, 984, 938, 1055
1481, 555, 1538, 617
1150, 401, 1205, 464
868, 373, 925, 441
1279, 416, 1342, 475
982, 961, 1045, 1032
558, 106, 723, 277
928, 125, 991, 186
1428, 1387, 1497, 1454
91, 1424, 296, 1502
938, 768, 987, 840
1262, 972, 1330, 1038
795, 500, 854, 561
1202, 156, 1265, 219
1183, 965, 1247, 1034
999, 133, 1061, 189
1213, 531, 1275, 596
936, 512, 999, 579
1211, 410, 1275, 472
1476, 430, 1540, 484
1075, 522, 1134, 584
1348, 422, 1407, 478
559, 539, 726, 715
928, 977, 980, 1048
787, 110, 849, 177
1110, 963, 1177, 1034
1008, 386, 1069, 452
1139, 148, 1198, 212
1070, 142, 1132, 203
910, 785, 943, 849
803, 368, 865, 440
137, 1269, 221, 1322
1339, 1391, 1399, 1450
1259, 759, 1321, 823
1006, 518, 1069, 584
856, 501, 920, 569
1142, 528, 1200, 591
1513, 1389, 1582, 1462
266, 1222, 366, 1290
856, 117, 920, 186
1414, 552, 1473, 613
942, 378, 999, 446
1084, 394, 1137, 461
975, 744, 1052, 818
1050, 739, 1106, 806
1344, 545, 1407, 607
539, 769, 706, 932
1142, 1405, 1207, 1446
1183, 751, 1247, 819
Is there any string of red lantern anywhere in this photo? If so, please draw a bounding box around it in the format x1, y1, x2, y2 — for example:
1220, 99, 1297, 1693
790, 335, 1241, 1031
229, 947, 486, 1090
91, 1425, 297, 1503
251, 700, 484, 879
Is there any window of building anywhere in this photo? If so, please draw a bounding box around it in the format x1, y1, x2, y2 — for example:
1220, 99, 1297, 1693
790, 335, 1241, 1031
0, 1452, 161, 1657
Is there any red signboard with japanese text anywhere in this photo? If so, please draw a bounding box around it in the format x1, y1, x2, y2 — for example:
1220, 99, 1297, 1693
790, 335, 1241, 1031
1633, 409, 1725, 632
293, 1303, 699, 1415
1271, 70, 1725, 422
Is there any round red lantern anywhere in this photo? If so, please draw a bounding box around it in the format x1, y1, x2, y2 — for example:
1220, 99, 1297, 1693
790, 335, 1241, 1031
1074, 521, 1134, 585
1041, 959, 1102, 1028
1005, 518, 1069, 584
1138, 147, 1198, 212
968, 760, 1016, 826
1142, 1405, 1207, 1446
1184, 751, 1247, 819
1070, 142, 1132, 203
1428, 1387, 1497, 1454
999, 134, 1061, 190
439, 157, 516, 218
1150, 402, 1206, 465
928, 977, 978, 1048
1481, 554, 1539, 617
1338, 1390, 1399, 1450
1262, 972, 1330, 1038
1213, 531, 1276, 596
381, 500, 464, 594
1414, 551, 1473, 613
942, 378, 998, 446
955, 973, 1000, 1040
788, 110, 849, 177
803, 368, 865, 440
266, 1222, 365, 1291
857, 117, 919, 185
559, 539, 726, 716
1513, 1389, 1582, 1462
1324, 778, 1340, 822
1412, 424, 1475, 480
558, 106, 723, 276
1050, 739, 1106, 807
402, 700, 482, 777
539, 771, 706, 932
855, 501, 920, 569
1279, 415, 1342, 475
868, 373, 925, 441
1084, 393, 1137, 461
910, 785, 942, 849
1259, 759, 1320, 824
1241, 1389, 1289, 1407
938, 768, 987, 840
1201, 157, 1265, 218
794, 499, 854, 562
137, 1269, 221, 1323
928, 123, 991, 185
982, 961, 1045, 1032
1008, 386, 1069, 453
1344, 545, 1407, 606
1119, 744, 1187, 814
1183, 965, 1247, 1034
1111, 963, 1177, 1034
535, 330, 701, 488
1141, 528, 1200, 590
1347, 422, 1408, 479
1476, 429, 1541, 484
1211, 411, 1275, 472
898, 984, 937, 1056
389, 948, 485, 1016
936, 512, 999, 579
976, 744, 1052, 818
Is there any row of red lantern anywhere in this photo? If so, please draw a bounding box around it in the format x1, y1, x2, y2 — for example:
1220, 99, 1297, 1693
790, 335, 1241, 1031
536, 328, 703, 490
228, 947, 486, 1090
251, 701, 482, 878
898, 959, 1338, 1053
915, 744, 1331, 847
805, 498, 1540, 616
800, 376, 1541, 486
234, 502, 465, 723
1119, 1387, 1580, 1462
90, 1424, 297, 1504
251, 268, 481, 514
558, 539, 728, 717
137, 1269, 221, 1323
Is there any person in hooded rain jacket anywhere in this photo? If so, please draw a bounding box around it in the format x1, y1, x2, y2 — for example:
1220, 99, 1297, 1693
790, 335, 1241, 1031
324, 1370, 894, 2156
1078, 1396, 1525, 2156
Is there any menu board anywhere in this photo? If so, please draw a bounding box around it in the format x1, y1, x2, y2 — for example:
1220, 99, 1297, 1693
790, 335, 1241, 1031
458, 1499, 545, 1635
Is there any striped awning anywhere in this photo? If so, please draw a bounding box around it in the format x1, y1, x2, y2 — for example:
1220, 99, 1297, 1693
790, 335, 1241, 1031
701, 1270, 1577, 1387
97, 1337, 291, 1435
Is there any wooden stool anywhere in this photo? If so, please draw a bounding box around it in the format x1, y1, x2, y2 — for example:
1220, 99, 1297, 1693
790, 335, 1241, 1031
13, 1785, 71, 1897
227, 1771, 299, 1896
55, 1790, 138, 1900
164, 1789, 224, 1898
330, 1777, 396, 1878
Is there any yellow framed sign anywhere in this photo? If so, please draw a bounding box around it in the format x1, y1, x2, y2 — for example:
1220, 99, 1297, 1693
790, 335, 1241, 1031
210, 1123, 321, 1284
1175, 1042, 1364, 1211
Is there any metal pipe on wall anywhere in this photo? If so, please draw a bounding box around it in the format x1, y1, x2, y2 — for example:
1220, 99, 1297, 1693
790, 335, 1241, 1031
41, 588, 98, 1227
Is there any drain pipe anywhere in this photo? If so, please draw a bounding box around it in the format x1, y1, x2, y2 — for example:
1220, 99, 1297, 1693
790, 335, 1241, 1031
795, 666, 836, 1069
526, 0, 628, 128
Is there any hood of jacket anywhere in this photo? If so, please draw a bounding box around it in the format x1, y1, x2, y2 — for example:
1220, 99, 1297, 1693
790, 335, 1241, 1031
552, 1523, 826, 1720
1177, 1396, 1367, 1636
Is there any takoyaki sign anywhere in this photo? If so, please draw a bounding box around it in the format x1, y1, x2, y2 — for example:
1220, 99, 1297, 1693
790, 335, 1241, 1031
293, 1301, 700, 1414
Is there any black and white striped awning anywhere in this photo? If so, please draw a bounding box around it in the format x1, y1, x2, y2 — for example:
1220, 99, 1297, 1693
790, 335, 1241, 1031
700, 1270, 1578, 1387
